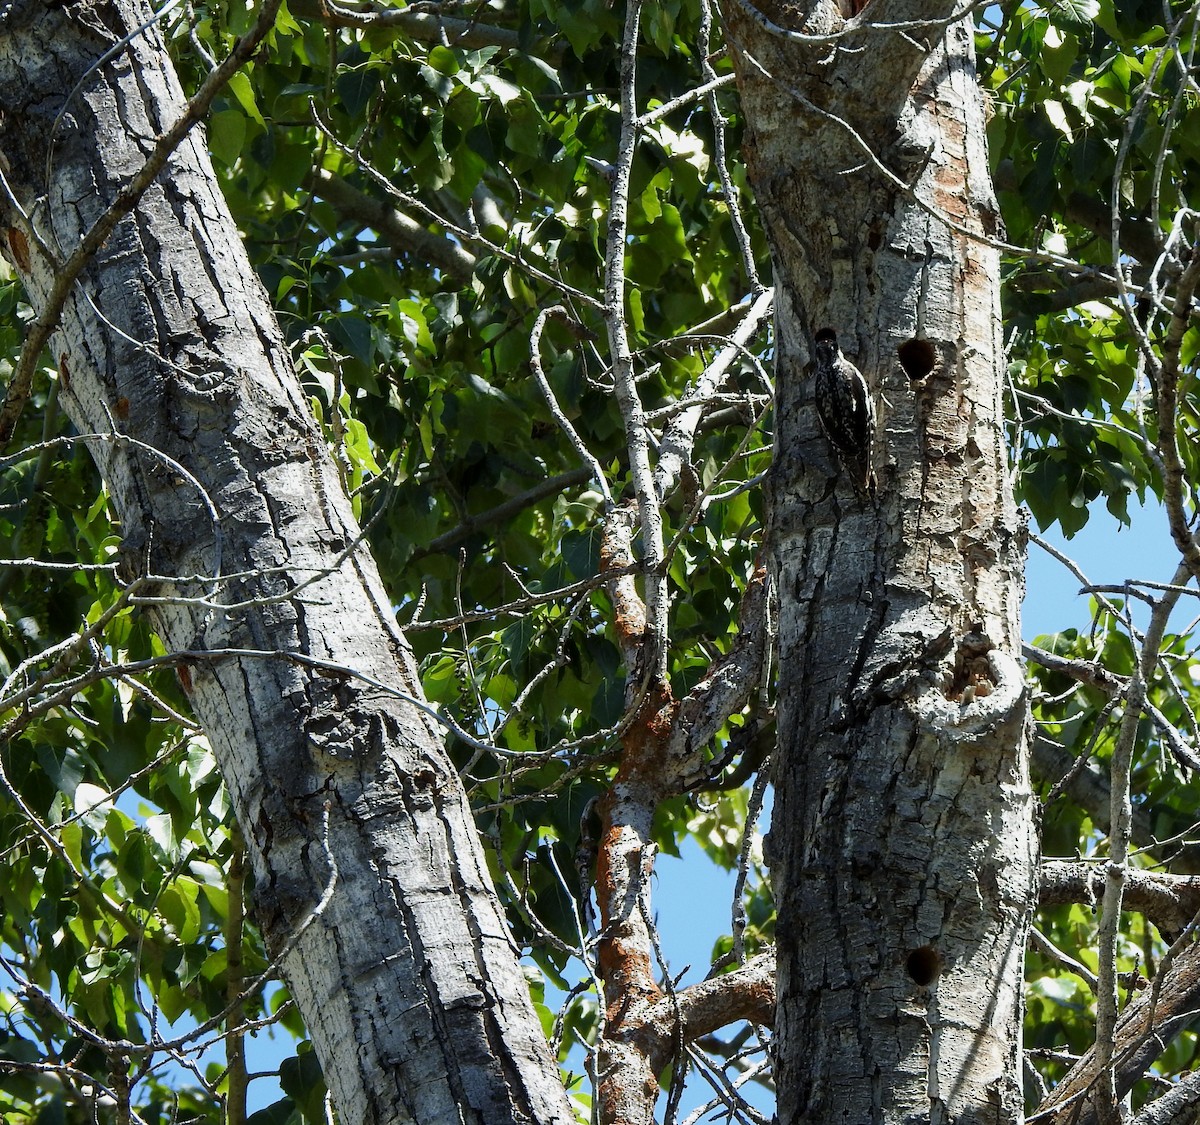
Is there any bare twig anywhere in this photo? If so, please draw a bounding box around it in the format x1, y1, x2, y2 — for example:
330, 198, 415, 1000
1093, 563, 1190, 1124
529, 306, 614, 510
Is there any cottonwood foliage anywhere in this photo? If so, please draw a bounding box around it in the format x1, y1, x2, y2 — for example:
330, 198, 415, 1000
0, 0, 1198, 1122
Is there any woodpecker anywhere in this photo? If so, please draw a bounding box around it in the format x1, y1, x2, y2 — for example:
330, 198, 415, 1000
812, 328, 875, 498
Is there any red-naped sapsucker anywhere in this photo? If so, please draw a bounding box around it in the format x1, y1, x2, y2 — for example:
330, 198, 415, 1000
813, 328, 875, 498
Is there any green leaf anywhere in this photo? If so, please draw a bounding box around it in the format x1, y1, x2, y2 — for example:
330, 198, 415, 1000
1043, 99, 1074, 141
280, 1047, 328, 1122
477, 73, 522, 106
427, 44, 462, 76
1051, 0, 1101, 28
562, 528, 602, 579
227, 71, 265, 126
73, 782, 110, 832
247, 1100, 299, 1125
423, 655, 461, 703
209, 108, 246, 166
145, 813, 180, 864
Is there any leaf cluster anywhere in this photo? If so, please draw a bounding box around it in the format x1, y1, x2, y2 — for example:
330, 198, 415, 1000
982, 0, 1200, 534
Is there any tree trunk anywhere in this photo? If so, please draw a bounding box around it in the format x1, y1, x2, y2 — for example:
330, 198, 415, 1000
0, 4, 574, 1123
719, 1, 1039, 1121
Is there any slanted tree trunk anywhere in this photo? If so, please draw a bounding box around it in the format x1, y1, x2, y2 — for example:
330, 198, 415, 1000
0, 4, 574, 1123
719, 1, 1039, 1120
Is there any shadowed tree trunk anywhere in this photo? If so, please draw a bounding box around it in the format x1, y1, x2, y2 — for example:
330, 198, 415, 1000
718, 0, 1039, 1120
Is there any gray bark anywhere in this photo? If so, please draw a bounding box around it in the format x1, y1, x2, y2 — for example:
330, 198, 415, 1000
0, 4, 574, 1123
719, 0, 1039, 1121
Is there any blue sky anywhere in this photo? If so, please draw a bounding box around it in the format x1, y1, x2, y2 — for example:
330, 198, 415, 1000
1022, 498, 1181, 642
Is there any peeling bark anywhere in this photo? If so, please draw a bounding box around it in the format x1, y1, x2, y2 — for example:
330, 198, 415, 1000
0, 4, 575, 1123
591, 506, 773, 1122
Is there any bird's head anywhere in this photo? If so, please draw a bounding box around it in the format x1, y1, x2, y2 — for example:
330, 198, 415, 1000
813, 327, 839, 367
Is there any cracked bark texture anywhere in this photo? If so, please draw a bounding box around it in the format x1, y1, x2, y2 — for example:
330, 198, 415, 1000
0, 4, 575, 1123
719, 0, 1038, 1121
